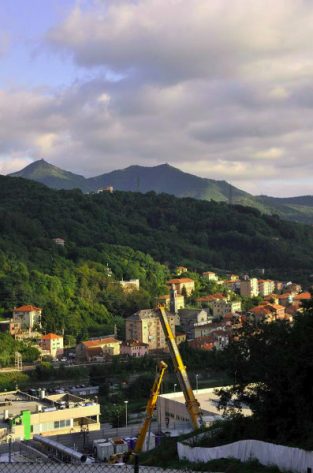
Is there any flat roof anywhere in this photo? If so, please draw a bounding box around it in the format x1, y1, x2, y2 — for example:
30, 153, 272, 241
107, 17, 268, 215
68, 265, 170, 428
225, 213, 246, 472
159, 387, 251, 417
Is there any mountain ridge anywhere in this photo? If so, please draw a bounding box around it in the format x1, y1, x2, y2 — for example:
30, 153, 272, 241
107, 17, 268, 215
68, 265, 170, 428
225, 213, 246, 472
9, 159, 313, 224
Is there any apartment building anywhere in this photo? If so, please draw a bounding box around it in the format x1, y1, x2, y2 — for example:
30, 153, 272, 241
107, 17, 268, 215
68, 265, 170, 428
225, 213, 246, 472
240, 278, 259, 297
258, 279, 275, 296
125, 309, 176, 350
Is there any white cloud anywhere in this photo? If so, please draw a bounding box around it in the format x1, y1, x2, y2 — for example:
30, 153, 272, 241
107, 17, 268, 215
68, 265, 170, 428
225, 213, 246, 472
2, 0, 313, 196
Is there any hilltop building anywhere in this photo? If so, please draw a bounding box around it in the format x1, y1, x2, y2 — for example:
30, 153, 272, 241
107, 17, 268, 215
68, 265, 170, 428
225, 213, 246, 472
202, 271, 218, 281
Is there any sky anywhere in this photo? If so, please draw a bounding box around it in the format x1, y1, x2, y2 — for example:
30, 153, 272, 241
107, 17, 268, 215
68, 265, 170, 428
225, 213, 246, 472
1, 0, 313, 196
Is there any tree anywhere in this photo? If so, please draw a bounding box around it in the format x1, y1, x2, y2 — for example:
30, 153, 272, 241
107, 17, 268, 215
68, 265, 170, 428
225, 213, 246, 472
217, 306, 313, 447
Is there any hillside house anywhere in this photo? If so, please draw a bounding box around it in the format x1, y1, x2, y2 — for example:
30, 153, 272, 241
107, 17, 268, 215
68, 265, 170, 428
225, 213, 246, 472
13, 305, 42, 331
176, 266, 188, 275
202, 271, 218, 281
76, 337, 121, 361
178, 309, 209, 337
52, 238, 65, 247
167, 278, 195, 296
40, 333, 64, 359
120, 279, 140, 292
120, 340, 149, 357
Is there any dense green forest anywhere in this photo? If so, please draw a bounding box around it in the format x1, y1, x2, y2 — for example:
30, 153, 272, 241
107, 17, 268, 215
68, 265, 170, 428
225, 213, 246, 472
0, 175, 312, 339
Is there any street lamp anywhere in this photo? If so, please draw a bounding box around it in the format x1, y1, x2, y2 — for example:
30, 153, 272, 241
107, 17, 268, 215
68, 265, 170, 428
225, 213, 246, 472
174, 383, 177, 393
196, 374, 199, 393
124, 400, 128, 429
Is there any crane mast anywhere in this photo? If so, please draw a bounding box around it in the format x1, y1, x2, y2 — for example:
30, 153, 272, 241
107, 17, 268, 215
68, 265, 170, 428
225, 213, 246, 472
134, 360, 168, 454
158, 305, 203, 430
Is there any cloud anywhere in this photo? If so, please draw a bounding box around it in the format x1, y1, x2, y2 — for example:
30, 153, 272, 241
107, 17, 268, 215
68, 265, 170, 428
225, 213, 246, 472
2, 0, 313, 197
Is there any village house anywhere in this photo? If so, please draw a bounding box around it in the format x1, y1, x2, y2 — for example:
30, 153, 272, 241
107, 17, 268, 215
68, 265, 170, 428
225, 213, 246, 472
176, 266, 188, 275
0, 319, 22, 337
13, 305, 42, 331
40, 333, 64, 359
76, 337, 121, 361
125, 309, 176, 350
120, 340, 149, 357
167, 278, 195, 296
178, 309, 209, 338
202, 271, 218, 281
120, 279, 140, 292
249, 303, 286, 322
277, 293, 294, 307
52, 237, 65, 247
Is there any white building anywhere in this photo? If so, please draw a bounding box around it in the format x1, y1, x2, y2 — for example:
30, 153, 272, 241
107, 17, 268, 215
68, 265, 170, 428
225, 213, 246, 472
157, 387, 251, 433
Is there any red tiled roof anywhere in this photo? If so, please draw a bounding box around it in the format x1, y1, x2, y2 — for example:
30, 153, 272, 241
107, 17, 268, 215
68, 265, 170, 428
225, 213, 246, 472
82, 337, 120, 348
158, 295, 169, 300
168, 278, 194, 284
14, 305, 42, 312
42, 333, 62, 340
278, 293, 292, 299
294, 292, 311, 301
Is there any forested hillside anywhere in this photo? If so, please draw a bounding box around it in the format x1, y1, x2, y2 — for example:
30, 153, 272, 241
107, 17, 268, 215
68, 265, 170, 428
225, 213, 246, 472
0, 175, 313, 339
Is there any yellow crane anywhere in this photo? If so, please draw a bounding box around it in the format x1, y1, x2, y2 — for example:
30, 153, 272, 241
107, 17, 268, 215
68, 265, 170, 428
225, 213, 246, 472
158, 305, 203, 430
133, 360, 168, 454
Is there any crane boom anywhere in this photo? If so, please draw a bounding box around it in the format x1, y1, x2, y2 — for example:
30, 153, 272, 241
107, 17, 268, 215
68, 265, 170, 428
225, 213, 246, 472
133, 360, 168, 454
158, 305, 203, 430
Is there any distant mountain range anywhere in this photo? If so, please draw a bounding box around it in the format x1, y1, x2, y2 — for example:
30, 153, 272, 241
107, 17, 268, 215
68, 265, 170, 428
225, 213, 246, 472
9, 159, 313, 224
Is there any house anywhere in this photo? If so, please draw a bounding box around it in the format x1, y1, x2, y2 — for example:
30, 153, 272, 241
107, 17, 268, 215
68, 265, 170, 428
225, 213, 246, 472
40, 333, 64, 359
249, 303, 286, 322
202, 271, 218, 281
167, 278, 195, 296
52, 237, 65, 247
120, 340, 149, 357
277, 293, 294, 307
196, 293, 227, 305
176, 266, 188, 275
120, 279, 140, 292
178, 309, 209, 337
125, 309, 176, 350
240, 278, 259, 297
76, 337, 121, 361
13, 305, 42, 331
